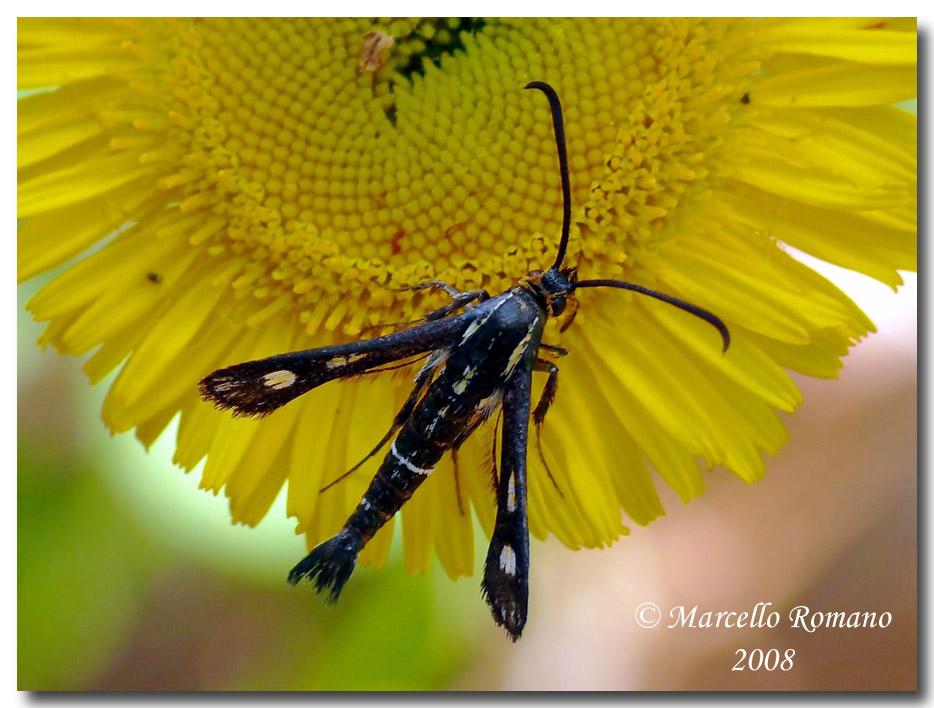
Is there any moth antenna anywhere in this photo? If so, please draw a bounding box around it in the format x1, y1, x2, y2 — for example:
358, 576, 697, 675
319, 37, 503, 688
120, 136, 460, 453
574, 279, 731, 352
524, 81, 571, 270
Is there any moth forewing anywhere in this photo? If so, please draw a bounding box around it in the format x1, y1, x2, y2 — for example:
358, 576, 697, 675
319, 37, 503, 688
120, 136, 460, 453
199, 314, 473, 418
481, 366, 533, 641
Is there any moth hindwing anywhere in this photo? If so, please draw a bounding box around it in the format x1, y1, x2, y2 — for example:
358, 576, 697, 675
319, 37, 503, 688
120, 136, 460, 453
199, 81, 730, 641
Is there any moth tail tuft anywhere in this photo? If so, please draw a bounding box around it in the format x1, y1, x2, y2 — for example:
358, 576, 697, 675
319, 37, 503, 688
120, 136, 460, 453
287, 532, 363, 603
481, 576, 527, 641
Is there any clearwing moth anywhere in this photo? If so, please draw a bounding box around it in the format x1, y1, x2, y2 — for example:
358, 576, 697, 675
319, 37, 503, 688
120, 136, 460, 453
200, 81, 730, 640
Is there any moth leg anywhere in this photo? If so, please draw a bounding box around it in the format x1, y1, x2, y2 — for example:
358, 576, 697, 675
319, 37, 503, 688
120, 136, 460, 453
365, 285, 490, 332
393, 279, 490, 312
532, 359, 559, 426
532, 359, 564, 499
395, 279, 467, 300
397, 278, 490, 302
489, 408, 503, 492
396, 279, 490, 318
559, 298, 579, 333
481, 368, 532, 641
319, 351, 445, 493
422, 289, 490, 321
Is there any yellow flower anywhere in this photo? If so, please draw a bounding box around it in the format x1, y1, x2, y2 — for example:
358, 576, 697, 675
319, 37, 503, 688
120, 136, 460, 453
18, 18, 917, 579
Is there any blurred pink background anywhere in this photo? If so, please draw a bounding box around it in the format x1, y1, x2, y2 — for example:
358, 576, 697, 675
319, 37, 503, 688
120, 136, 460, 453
455, 269, 917, 690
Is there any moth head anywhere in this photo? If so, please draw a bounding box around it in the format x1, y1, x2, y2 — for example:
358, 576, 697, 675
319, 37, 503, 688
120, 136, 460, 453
522, 266, 577, 317
542, 266, 577, 316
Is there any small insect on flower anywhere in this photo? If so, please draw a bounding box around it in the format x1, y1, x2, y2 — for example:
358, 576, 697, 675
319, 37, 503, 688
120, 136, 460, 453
199, 82, 730, 641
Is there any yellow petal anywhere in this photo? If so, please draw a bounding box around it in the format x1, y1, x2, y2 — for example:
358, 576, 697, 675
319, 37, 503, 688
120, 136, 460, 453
726, 152, 907, 212
135, 400, 181, 450
431, 454, 475, 579
751, 106, 915, 187
19, 151, 151, 218
725, 183, 915, 289
757, 24, 916, 65
226, 408, 298, 527
658, 243, 811, 344
753, 55, 916, 107
647, 298, 803, 413
17, 181, 156, 284
457, 431, 497, 539
286, 388, 343, 534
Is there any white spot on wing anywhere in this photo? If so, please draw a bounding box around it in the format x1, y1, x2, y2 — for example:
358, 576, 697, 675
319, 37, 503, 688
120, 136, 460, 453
325, 355, 348, 369
499, 545, 517, 576
391, 441, 433, 476
262, 369, 297, 390
507, 472, 517, 512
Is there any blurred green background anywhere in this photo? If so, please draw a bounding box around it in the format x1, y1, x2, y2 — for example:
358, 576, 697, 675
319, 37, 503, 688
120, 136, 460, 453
18, 272, 486, 690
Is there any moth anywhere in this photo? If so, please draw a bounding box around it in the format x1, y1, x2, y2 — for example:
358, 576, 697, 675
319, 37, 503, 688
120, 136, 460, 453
199, 81, 730, 640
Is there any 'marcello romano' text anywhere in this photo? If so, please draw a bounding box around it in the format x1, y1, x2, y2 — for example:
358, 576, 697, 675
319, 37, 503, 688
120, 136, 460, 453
667, 603, 892, 631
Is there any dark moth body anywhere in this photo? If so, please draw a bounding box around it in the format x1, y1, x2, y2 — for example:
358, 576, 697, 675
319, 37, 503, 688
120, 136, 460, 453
285, 288, 543, 635
202, 286, 547, 637
199, 82, 729, 640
